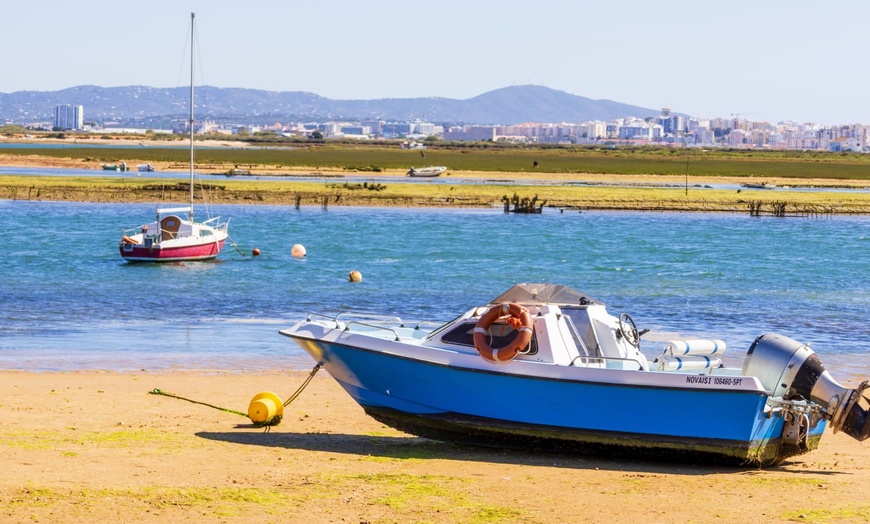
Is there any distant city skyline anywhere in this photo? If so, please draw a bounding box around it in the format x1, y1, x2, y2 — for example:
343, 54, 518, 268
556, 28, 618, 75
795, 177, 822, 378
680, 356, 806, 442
6, 1, 870, 125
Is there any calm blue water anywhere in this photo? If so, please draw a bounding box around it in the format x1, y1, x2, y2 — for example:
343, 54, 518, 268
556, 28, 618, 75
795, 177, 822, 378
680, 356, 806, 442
1, 200, 868, 379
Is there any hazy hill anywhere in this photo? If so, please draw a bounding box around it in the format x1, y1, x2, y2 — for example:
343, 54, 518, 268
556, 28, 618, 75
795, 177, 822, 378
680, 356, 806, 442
0, 84, 662, 127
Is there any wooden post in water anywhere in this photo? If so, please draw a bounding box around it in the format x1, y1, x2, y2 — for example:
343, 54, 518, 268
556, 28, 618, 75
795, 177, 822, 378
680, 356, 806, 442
772, 201, 787, 217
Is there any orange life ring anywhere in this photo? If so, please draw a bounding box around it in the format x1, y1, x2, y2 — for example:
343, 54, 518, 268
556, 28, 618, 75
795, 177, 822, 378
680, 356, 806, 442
472, 302, 533, 364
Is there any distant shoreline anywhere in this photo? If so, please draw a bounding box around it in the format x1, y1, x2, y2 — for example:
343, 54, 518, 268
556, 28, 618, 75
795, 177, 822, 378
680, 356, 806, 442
2, 144, 870, 213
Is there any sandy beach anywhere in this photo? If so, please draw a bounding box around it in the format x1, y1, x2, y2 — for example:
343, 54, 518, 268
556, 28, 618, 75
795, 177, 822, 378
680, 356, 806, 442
1, 370, 867, 524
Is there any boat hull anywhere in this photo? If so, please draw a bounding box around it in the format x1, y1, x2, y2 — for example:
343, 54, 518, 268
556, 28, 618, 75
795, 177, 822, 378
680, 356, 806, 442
362, 406, 819, 466
407, 166, 447, 177
287, 334, 825, 466
119, 239, 225, 262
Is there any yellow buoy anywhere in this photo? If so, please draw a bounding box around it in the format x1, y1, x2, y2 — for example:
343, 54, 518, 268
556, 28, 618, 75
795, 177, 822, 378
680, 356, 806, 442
247, 391, 284, 425
291, 244, 306, 258
348, 270, 362, 282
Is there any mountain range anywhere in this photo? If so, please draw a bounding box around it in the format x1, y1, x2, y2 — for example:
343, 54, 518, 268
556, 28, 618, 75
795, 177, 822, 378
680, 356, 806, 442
0, 85, 664, 128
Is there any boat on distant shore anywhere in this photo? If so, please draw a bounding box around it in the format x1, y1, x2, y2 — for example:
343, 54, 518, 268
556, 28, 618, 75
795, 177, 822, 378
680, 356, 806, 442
408, 166, 447, 177
137, 163, 154, 172
742, 181, 777, 189
280, 282, 870, 466
102, 162, 129, 172
118, 13, 229, 263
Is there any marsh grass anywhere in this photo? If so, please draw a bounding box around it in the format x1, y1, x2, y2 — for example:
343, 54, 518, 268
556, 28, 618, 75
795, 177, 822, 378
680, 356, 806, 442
7, 143, 870, 180
2, 175, 868, 213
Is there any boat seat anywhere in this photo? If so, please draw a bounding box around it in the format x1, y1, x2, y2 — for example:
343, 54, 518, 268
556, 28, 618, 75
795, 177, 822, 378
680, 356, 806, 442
654, 339, 726, 372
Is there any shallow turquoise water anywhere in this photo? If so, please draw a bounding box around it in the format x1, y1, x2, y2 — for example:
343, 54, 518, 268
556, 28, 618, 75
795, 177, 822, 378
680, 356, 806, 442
0, 200, 867, 378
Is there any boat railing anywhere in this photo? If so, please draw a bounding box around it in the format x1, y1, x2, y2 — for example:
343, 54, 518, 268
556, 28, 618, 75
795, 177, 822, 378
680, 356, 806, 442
570, 355, 644, 370
304, 312, 407, 330
335, 312, 406, 326
202, 215, 228, 229
304, 312, 345, 329
343, 321, 402, 341
413, 320, 445, 330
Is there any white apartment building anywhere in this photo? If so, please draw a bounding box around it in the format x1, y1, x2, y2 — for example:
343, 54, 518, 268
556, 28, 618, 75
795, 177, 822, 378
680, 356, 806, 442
54, 104, 83, 131
584, 121, 607, 140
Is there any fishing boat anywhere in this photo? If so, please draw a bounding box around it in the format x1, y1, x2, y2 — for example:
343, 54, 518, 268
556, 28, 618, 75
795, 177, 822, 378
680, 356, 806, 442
137, 163, 155, 172
118, 13, 229, 263
408, 166, 447, 177
280, 283, 870, 465
102, 162, 129, 172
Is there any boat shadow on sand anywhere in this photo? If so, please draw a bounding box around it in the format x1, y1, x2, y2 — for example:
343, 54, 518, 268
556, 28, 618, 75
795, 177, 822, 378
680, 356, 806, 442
194, 430, 845, 475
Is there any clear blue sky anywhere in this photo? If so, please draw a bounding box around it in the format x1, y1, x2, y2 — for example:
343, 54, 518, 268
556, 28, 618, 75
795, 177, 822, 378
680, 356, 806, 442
4, 0, 868, 125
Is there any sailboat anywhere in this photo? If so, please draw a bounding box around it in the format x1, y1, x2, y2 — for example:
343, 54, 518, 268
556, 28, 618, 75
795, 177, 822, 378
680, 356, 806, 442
119, 13, 229, 262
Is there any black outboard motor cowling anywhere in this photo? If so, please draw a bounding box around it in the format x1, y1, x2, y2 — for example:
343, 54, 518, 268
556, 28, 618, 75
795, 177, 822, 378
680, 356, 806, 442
743, 333, 870, 442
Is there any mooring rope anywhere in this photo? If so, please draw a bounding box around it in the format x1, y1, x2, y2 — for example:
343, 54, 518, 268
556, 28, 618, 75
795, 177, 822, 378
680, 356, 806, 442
149, 388, 249, 418
283, 362, 322, 407
226, 233, 246, 257
149, 362, 323, 424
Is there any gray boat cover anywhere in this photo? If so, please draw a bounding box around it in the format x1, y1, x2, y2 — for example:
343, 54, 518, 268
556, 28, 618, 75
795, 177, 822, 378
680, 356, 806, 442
490, 283, 603, 306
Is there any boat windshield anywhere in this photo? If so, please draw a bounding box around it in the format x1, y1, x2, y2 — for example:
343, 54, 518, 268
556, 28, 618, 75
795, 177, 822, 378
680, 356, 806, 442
439, 319, 538, 355
560, 307, 600, 357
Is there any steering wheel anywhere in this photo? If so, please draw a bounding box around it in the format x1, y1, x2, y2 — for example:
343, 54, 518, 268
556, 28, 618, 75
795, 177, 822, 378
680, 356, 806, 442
618, 313, 640, 347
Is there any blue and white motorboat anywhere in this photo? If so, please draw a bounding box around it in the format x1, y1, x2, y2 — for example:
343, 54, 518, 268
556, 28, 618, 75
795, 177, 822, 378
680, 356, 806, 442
279, 283, 869, 465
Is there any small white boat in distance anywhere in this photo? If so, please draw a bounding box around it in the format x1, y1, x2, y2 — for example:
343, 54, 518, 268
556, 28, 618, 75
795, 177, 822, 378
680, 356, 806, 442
408, 166, 447, 177
137, 163, 155, 172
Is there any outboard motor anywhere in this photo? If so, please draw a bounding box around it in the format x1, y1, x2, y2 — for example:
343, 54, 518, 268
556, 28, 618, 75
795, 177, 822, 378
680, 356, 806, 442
743, 333, 870, 441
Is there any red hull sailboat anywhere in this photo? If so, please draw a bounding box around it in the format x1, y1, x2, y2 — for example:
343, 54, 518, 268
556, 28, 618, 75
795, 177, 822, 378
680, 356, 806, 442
119, 13, 229, 263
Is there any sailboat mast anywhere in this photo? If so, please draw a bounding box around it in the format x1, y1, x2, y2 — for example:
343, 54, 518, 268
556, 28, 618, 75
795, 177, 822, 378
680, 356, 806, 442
188, 12, 195, 221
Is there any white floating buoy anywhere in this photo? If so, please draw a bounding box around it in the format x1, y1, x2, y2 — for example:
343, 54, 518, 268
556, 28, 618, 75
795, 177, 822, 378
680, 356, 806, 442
291, 244, 306, 258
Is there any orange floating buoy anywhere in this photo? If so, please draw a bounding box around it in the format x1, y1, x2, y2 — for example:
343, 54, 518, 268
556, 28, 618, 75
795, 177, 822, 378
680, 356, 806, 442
291, 244, 306, 258
252, 247, 261, 256
348, 270, 362, 282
